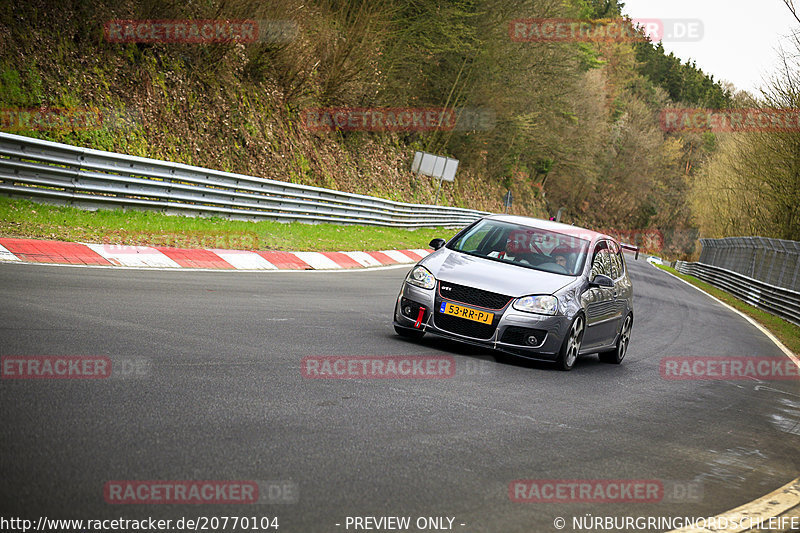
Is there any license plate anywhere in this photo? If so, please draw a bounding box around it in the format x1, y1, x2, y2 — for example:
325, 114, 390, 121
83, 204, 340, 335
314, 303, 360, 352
439, 302, 493, 324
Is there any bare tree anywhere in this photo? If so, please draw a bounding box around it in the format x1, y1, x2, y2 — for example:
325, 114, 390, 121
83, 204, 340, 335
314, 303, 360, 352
783, 0, 800, 24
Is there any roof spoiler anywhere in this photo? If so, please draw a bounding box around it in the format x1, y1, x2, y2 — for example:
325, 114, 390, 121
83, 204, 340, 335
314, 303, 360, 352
619, 243, 639, 260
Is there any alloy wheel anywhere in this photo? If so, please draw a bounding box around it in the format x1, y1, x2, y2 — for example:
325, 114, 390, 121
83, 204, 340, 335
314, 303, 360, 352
565, 316, 584, 368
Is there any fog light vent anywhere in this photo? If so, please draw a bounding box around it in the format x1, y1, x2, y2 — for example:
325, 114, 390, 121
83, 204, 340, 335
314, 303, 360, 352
500, 326, 548, 347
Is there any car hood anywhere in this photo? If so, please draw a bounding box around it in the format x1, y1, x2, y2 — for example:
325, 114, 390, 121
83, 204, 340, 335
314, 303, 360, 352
420, 248, 576, 297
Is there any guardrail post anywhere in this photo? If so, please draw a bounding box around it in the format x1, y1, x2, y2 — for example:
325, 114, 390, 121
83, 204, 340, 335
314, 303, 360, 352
776, 241, 789, 288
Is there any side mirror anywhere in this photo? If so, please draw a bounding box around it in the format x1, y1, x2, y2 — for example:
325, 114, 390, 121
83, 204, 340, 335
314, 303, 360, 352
429, 238, 446, 250
589, 274, 614, 288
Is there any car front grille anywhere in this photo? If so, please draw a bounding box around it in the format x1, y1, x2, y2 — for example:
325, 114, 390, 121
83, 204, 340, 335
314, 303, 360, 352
437, 281, 512, 310
433, 313, 497, 340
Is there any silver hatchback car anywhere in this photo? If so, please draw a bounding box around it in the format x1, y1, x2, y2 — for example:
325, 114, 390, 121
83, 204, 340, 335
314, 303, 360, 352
393, 215, 635, 370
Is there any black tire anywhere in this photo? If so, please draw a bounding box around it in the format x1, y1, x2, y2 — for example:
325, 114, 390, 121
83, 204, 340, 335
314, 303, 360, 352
556, 314, 584, 371
394, 324, 425, 340
599, 314, 632, 364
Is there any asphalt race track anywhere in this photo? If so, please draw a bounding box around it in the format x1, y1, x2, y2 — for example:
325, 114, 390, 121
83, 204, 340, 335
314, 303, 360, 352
1, 258, 798, 532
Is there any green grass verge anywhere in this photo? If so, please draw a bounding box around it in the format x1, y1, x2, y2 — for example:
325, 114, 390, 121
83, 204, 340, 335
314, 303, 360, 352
654, 263, 800, 356
0, 197, 456, 252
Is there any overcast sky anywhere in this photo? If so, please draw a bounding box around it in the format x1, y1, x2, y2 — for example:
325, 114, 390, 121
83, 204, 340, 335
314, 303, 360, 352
620, 0, 798, 96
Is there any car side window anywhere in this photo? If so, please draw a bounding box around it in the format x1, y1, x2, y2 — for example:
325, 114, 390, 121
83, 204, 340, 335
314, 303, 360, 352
605, 241, 622, 279
590, 242, 611, 279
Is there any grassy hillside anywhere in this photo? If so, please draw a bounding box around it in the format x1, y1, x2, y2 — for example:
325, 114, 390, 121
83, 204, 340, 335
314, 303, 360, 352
0, 0, 746, 257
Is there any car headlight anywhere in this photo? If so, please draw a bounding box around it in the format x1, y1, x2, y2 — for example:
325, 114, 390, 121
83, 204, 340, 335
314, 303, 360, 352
513, 295, 558, 315
406, 265, 436, 290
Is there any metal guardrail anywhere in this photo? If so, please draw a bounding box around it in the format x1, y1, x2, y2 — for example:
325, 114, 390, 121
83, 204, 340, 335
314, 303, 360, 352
0, 132, 490, 228
699, 236, 800, 292
675, 260, 800, 326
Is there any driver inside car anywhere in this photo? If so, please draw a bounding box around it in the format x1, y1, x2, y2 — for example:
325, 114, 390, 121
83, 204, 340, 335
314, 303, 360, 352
545, 245, 574, 273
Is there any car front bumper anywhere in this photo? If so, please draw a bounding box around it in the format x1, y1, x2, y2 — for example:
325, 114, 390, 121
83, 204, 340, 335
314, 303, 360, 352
393, 282, 572, 362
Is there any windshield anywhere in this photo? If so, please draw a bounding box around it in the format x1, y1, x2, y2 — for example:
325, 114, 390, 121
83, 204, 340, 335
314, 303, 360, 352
448, 219, 590, 276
